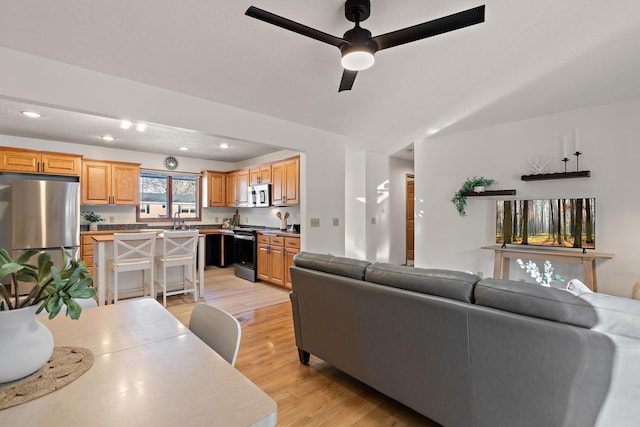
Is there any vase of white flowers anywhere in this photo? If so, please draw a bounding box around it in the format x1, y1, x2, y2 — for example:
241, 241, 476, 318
516, 259, 564, 286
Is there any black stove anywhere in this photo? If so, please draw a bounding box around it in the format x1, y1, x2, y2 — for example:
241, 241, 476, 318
233, 228, 258, 282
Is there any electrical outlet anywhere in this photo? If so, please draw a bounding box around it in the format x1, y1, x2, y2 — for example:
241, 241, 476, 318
333, 217, 339, 226
109, 216, 115, 223
245, 217, 249, 223
477, 271, 483, 278
310, 218, 320, 227
371, 217, 376, 225
215, 217, 219, 223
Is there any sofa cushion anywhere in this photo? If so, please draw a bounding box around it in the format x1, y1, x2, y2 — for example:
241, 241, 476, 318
578, 293, 640, 340
364, 263, 480, 303
293, 252, 371, 280
474, 279, 598, 328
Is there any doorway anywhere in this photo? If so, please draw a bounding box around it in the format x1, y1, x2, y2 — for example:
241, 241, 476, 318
406, 174, 414, 266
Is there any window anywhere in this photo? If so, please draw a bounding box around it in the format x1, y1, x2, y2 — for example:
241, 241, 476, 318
138, 171, 201, 221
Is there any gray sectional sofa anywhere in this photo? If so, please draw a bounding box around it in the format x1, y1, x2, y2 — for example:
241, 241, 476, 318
289, 252, 640, 427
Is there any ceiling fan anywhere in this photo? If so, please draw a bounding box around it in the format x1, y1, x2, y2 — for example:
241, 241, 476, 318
246, 1, 485, 92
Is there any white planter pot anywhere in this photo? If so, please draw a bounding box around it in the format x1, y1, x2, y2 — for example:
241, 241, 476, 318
473, 185, 486, 193
89, 222, 98, 231
0, 305, 54, 383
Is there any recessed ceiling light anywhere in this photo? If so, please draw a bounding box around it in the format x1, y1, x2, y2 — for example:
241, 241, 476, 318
101, 135, 116, 142
120, 120, 132, 129
21, 111, 41, 118
219, 143, 230, 149
136, 123, 147, 132
179, 147, 189, 151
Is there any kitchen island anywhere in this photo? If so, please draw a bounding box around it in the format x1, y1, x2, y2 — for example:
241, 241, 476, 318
91, 232, 205, 306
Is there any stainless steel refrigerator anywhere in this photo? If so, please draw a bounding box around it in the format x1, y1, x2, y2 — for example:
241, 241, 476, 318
11, 178, 80, 270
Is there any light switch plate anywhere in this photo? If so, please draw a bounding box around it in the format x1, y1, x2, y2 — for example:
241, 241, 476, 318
310, 218, 320, 227
333, 218, 339, 226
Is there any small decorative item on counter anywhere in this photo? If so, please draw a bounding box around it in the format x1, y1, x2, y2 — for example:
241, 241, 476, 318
81, 211, 104, 231
276, 211, 290, 230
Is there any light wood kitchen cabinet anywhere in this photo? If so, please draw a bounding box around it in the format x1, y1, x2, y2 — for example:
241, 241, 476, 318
80, 235, 95, 278
226, 169, 250, 207
250, 165, 272, 184
257, 234, 299, 289
0, 146, 82, 176
284, 236, 300, 289
206, 171, 226, 207
272, 156, 299, 206
257, 235, 286, 287
81, 159, 140, 205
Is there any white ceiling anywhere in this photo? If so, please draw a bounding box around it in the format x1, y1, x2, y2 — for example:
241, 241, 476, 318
1, 0, 640, 162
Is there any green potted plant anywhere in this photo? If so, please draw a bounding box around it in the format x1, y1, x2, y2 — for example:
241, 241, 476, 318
82, 211, 104, 231
451, 176, 497, 216
0, 248, 96, 383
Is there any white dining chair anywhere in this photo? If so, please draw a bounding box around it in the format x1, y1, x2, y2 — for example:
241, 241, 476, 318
189, 303, 242, 366
154, 230, 199, 307
107, 232, 157, 304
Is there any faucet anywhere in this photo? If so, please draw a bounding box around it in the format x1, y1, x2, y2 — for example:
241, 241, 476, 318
173, 212, 181, 230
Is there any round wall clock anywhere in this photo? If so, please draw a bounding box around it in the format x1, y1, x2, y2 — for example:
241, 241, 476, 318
164, 156, 179, 170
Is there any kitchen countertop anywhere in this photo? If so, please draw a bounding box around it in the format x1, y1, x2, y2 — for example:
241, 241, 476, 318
81, 227, 299, 237
257, 230, 300, 238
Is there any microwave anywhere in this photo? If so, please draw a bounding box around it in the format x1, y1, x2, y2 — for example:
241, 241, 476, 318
248, 183, 271, 207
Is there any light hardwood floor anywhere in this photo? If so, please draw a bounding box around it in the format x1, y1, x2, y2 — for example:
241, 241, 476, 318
165, 267, 439, 426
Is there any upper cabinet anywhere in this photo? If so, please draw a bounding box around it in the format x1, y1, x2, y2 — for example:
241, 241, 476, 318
250, 165, 272, 185
81, 159, 140, 205
0, 146, 82, 176
206, 171, 226, 207
272, 156, 299, 206
205, 155, 300, 209
225, 169, 250, 207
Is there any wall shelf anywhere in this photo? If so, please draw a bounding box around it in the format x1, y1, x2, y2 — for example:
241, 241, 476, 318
521, 171, 590, 181
461, 190, 516, 197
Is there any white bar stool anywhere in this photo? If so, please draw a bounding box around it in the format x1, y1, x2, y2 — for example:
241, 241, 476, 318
155, 230, 199, 307
107, 232, 157, 303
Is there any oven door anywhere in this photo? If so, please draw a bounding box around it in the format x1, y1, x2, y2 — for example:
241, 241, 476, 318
234, 233, 256, 269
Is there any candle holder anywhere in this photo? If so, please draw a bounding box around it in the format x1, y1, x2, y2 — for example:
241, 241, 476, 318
574, 151, 582, 172
562, 157, 570, 173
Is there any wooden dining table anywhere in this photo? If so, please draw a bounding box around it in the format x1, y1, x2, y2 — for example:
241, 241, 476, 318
1, 299, 277, 426
91, 232, 206, 306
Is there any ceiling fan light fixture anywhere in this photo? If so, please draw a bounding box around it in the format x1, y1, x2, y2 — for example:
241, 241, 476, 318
341, 48, 375, 71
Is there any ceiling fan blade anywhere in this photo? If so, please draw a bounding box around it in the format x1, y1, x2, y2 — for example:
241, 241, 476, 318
338, 70, 358, 92
372, 5, 485, 51
246, 6, 345, 48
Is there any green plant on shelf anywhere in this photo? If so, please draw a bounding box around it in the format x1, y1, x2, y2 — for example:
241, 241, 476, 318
451, 176, 497, 216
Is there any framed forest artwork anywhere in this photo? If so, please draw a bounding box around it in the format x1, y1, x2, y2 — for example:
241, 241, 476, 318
496, 198, 595, 249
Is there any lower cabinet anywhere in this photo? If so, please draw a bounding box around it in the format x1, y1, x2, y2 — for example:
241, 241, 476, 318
284, 237, 300, 289
257, 234, 299, 289
205, 233, 235, 267
81, 235, 96, 278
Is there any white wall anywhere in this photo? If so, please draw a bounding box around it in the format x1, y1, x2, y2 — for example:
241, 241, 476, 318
345, 150, 366, 259
0, 48, 346, 255
415, 97, 640, 297
344, 151, 414, 263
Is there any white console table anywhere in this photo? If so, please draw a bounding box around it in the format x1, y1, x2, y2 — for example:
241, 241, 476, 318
482, 245, 614, 292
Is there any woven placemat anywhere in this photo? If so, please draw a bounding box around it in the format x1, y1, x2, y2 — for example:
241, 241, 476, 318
0, 346, 94, 410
